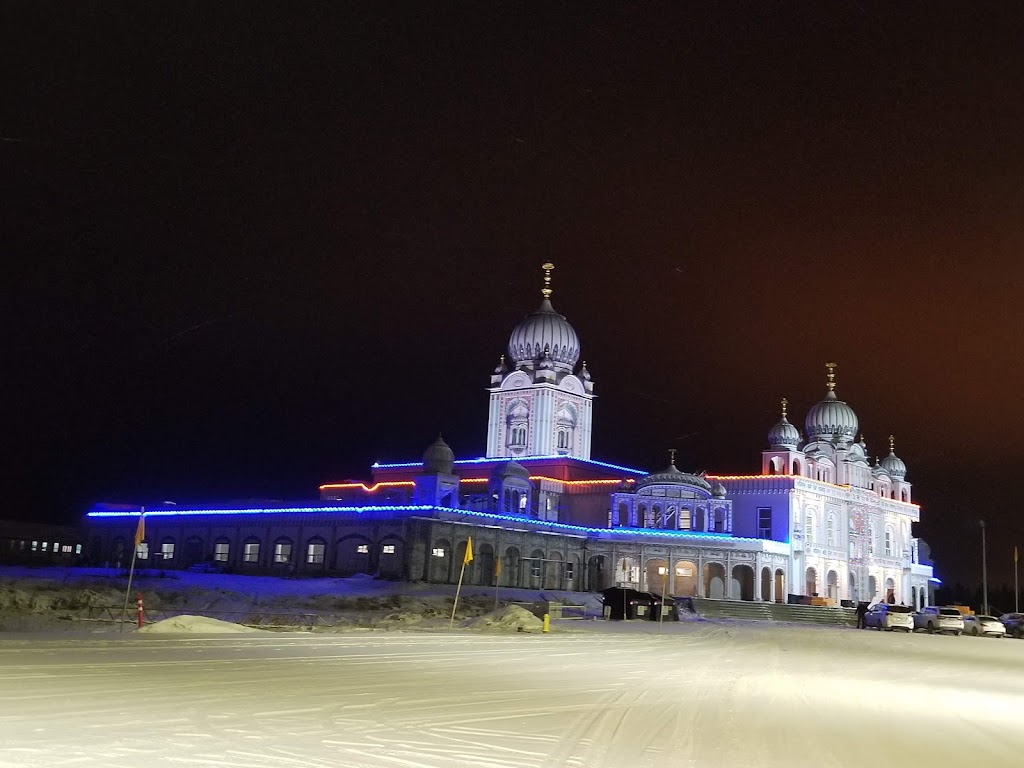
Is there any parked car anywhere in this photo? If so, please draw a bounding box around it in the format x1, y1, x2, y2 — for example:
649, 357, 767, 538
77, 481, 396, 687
962, 614, 1006, 638
999, 613, 1024, 638
913, 606, 964, 635
864, 603, 914, 632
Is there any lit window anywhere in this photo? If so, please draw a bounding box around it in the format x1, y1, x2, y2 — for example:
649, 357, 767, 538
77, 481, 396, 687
519, 494, 528, 511
53, 541, 60, 552
356, 544, 369, 554
214, 542, 230, 562
243, 542, 260, 563
62, 544, 73, 554
274, 542, 292, 563
306, 542, 325, 564
75, 544, 82, 555
31, 541, 38, 551
42, 542, 49, 552
136, 542, 149, 560
431, 547, 445, 557
565, 563, 574, 581
161, 542, 175, 561
884, 529, 893, 557
530, 560, 541, 578
680, 508, 692, 530
382, 545, 396, 554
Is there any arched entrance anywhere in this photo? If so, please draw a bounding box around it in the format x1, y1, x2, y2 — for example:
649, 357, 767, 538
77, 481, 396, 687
826, 570, 838, 601
760, 567, 772, 602
849, 571, 857, 603
477, 543, 495, 586
615, 556, 639, 588
774, 569, 786, 603
429, 538, 452, 582
703, 562, 726, 599
587, 555, 606, 592
805, 567, 817, 597
503, 547, 521, 588
335, 535, 373, 576
732, 564, 754, 601
885, 577, 896, 604
646, 558, 668, 594
455, 539, 475, 585
911, 586, 917, 610
674, 560, 698, 597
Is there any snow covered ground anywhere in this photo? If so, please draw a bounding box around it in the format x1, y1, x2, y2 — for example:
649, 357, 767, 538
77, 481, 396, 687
1, 569, 1023, 767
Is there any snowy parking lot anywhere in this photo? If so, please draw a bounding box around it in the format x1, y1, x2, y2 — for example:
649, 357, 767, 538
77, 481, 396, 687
1, 621, 1022, 767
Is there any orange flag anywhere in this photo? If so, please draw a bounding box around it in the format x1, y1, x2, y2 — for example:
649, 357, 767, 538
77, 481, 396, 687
463, 536, 474, 566
495, 555, 502, 578
133, 512, 145, 547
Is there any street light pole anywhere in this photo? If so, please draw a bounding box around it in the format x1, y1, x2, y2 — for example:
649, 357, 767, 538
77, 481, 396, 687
980, 520, 988, 615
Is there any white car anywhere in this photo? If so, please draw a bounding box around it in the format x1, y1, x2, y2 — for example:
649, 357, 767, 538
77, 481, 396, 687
914, 606, 965, 635
864, 603, 914, 632
962, 614, 1006, 637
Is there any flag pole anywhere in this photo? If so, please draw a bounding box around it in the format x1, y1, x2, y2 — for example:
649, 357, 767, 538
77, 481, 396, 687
659, 565, 668, 632
1015, 545, 1019, 614
449, 536, 473, 630
494, 554, 502, 612
120, 506, 145, 633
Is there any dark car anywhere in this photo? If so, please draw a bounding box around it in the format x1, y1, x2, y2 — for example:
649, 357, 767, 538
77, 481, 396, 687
999, 612, 1024, 638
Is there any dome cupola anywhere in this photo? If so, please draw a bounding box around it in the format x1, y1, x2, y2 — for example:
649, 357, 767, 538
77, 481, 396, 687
422, 435, 455, 475
879, 435, 907, 479
507, 263, 581, 371
804, 362, 859, 445
768, 397, 801, 449
636, 449, 712, 492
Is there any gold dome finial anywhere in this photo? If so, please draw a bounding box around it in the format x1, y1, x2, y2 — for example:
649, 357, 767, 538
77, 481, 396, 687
889, 434, 895, 452
541, 262, 554, 300
669, 448, 677, 465
825, 361, 837, 392
781, 396, 788, 419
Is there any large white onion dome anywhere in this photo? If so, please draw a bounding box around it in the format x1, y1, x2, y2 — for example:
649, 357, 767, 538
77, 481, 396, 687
804, 362, 858, 444
636, 451, 712, 493
422, 435, 455, 475
768, 397, 801, 449
507, 263, 581, 369
879, 435, 907, 479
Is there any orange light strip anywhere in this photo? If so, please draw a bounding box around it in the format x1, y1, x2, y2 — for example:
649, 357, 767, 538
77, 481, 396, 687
318, 481, 415, 492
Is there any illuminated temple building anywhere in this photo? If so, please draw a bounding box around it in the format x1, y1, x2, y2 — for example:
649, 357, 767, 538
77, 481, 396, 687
87, 265, 937, 608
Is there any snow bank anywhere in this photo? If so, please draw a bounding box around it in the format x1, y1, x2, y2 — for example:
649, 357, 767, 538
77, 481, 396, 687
138, 615, 266, 634
467, 604, 544, 632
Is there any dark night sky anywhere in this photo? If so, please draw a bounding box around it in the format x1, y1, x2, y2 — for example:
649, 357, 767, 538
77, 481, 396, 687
4, 3, 1024, 590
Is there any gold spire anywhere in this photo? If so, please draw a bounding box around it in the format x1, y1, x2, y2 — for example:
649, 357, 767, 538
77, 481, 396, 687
669, 448, 677, 465
541, 262, 554, 300
889, 434, 895, 452
825, 361, 837, 392
781, 396, 788, 419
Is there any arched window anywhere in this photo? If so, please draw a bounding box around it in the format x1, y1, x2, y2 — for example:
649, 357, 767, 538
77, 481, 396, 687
867, 525, 875, 555
805, 512, 814, 543
884, 527, 893, 557
636, 504, 647, 528
653, 505, 663, 528
827, 515, 836, 548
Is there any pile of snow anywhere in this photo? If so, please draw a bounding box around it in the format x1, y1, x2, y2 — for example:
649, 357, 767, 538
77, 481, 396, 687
467, 604, 544, 632
138, 615, 266, 633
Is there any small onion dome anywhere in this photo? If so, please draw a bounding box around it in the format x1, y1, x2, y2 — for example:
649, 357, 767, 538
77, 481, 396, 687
711, 482, 727, 498
847, 440, 866, 461
491, 460, 531, 480
422, 435, 455, 475
879, 436, 907, 479
768, 416, 800, 449
636, 463, 712, 493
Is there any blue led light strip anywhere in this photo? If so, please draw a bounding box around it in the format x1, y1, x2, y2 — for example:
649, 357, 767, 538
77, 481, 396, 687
87, 504, 763, 542
372, 455, 648, 474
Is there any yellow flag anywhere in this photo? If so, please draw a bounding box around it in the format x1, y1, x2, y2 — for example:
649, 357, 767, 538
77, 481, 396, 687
495, 555, 502, 578
134, 512, 145, 547
463, 536, 474, 566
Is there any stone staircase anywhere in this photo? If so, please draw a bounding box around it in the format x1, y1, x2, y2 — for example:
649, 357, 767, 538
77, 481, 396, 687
689, 598, 857, 628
